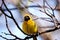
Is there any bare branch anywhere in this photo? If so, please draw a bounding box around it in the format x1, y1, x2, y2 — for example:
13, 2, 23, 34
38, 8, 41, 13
5, 15, 22, 39
1, 0, 30, 36
2, 6, 50, 11
45, 0, 55, 16
2, 32, 10, 35
0, 7, 11, 18
23, 26, 60, 39
43, 0, 59, 28
0, 35, 18, 40
39, 27, 60, 34
2, 0, 13, 17
0, 35, 8, 40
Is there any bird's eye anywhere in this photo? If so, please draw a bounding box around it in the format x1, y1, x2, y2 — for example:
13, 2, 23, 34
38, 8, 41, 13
24, 16, 30, 21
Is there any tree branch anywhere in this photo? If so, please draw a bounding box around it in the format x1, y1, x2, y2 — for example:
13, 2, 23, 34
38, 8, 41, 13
4, 15, 23, 40
0, 7, 11, 18
1, 0, 30, 36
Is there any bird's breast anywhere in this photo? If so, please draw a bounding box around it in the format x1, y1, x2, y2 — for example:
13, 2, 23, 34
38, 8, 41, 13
22, 20, 37, 35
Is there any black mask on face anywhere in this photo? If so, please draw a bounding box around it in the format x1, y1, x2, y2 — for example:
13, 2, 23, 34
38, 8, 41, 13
24, 16, 30, 21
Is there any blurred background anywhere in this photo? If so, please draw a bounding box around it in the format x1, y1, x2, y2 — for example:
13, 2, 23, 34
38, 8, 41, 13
0, 0, 60, 40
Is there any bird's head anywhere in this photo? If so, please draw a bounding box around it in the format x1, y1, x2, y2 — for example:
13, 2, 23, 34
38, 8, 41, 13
24, 16, 30, 21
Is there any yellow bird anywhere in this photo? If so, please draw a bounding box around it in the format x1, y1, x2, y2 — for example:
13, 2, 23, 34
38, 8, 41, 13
22, 14, 38, 40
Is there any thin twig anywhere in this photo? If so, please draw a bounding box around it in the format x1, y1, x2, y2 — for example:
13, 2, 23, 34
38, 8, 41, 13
4, 15, 22, 39
0, 35, 8, 40
45, 0, 55, 16
44, 0, 59, 28
2, 0, 30, 36
0, 7, 11, 18
39, 27, 60, 34
2, 0, 13, 17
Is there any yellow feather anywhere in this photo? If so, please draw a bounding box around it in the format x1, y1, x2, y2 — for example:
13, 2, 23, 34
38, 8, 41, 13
22, 14, 37, 35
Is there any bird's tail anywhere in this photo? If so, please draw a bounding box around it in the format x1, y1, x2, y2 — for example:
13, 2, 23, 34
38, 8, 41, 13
33, 37, 37, 40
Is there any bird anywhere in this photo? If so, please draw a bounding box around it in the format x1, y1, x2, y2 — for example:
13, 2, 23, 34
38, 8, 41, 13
22, 14, 38, 40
